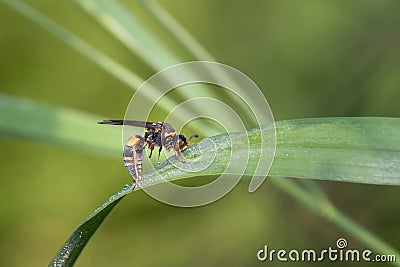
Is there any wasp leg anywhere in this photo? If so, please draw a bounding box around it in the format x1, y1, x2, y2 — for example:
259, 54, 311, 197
157, 146, 162, 164
148, 143, 155, 158
132, 148, 141, 180
173, 147, 185, 163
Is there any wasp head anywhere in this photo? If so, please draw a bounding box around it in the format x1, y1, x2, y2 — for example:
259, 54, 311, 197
177, 133, 199, 150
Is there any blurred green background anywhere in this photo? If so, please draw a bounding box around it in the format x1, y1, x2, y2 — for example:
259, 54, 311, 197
1, 0, 400, 266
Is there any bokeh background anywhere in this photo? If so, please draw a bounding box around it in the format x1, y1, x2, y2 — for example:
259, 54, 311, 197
1, 0, 400, 266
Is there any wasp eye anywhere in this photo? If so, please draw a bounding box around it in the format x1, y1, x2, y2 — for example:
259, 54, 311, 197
178, 134, 186, 142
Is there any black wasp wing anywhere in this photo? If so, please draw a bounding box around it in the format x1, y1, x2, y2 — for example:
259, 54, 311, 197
98, 119, 162, 129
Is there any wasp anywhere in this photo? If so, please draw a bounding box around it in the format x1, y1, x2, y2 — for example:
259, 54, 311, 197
98, 120, 198, 182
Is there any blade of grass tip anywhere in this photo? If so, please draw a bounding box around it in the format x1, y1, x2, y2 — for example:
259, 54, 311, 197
0, 94, 121, 157
272, 177, 400, 267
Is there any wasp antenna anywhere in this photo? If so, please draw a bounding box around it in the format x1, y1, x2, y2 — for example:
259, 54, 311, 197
98, 119, 124, 125
188, 134, 199, 141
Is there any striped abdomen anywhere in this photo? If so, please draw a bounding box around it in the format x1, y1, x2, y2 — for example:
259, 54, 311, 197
123, 135, 145, 180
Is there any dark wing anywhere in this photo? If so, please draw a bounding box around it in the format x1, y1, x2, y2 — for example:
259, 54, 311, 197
98, 119, 161, 128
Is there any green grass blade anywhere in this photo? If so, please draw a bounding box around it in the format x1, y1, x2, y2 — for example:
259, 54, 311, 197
75, 0, 180, 70
139, 117, 400, 186
137, 0, 215, 61
48, 115, 400, 266
272, 117, 400, 184
48, 196, 125, 267
3, 95, 398, 185
0, 94, 120, 157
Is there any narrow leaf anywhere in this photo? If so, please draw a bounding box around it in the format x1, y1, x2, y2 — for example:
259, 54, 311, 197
47, 115, 400, 266
139, 117, 400, 186
49, 196, 125, 267
0, 94, 120, 157
75, 0, 180, 70
137, 0, 215, 61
